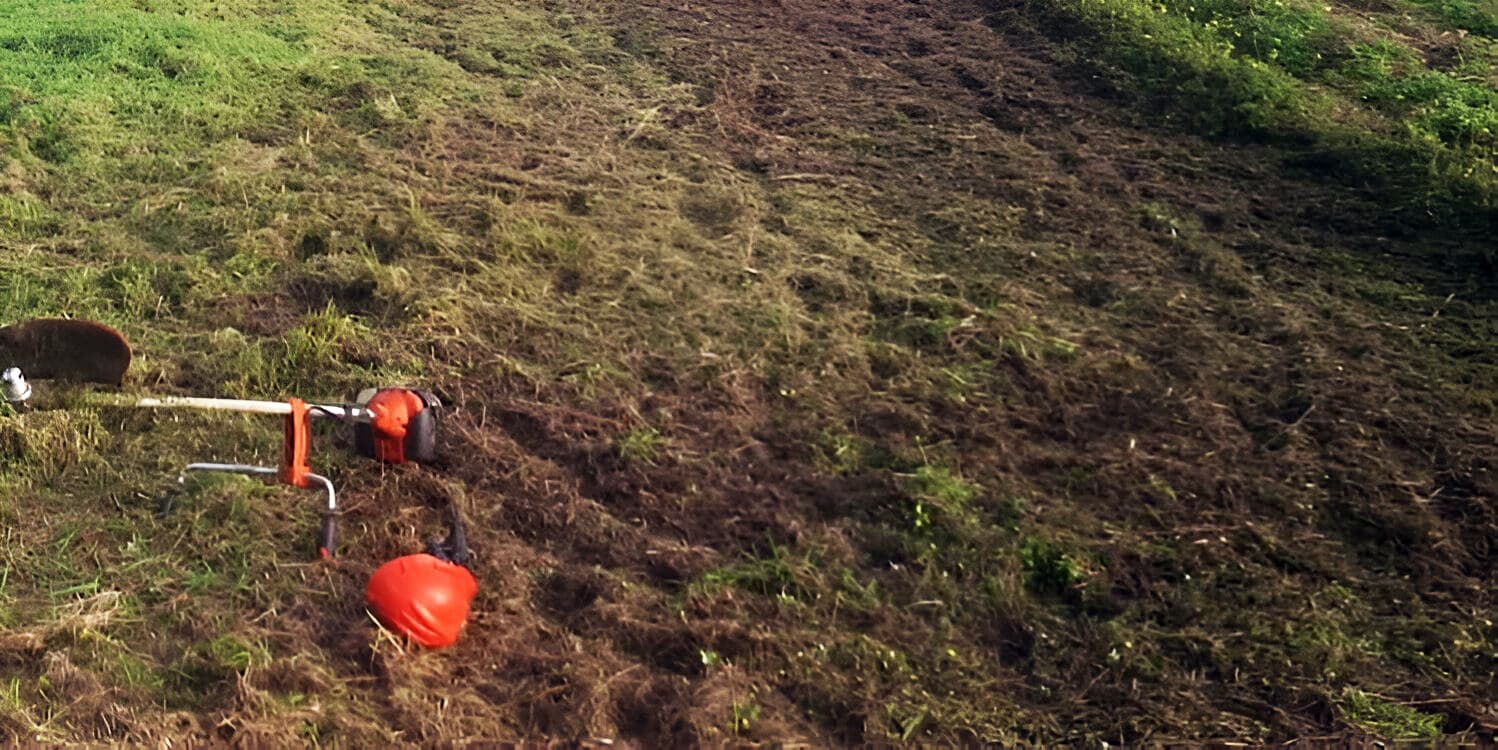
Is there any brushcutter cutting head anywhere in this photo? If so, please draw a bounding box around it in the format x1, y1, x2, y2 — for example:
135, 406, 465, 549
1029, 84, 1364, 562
1, 368, 31, 405
0, 319, 131, 386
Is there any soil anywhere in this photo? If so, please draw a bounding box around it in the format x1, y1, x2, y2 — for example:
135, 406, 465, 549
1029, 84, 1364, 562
67, 0, 1496, 745
348, 0, 1497, 744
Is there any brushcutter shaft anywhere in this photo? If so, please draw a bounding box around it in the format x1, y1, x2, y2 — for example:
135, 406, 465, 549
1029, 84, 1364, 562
132, 395, 369, 420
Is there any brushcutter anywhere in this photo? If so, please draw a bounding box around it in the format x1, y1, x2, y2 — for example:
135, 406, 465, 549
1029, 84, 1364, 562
4, 318, 477, 648
1, 319, 441, 559
140, 387, 442, 559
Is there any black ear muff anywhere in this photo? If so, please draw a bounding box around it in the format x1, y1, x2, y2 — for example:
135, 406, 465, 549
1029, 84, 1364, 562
353, 417, 376, 460
403, 390, 440, 464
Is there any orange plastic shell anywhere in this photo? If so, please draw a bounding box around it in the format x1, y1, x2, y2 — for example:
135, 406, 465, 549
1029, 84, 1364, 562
280, 397, 312, 488
366, 554, 478, 648
367, 389, 426, 463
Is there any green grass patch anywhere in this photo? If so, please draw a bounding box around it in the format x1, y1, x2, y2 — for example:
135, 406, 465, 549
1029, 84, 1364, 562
906, 464, 979, 537
616, 426, 667, 463
0, 0, 305, 164
1339, 688, 1446, 739
1164, 0, 1338, 74
696, 543, 816, 601
1019, 537, 1086, 595
1399, 0, 1498, 36
1341, 40, 1498, 156
1028, 0, 1497, 226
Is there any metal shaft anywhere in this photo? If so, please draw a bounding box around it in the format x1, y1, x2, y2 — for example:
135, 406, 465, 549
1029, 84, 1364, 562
1, 367, 373, 420
131, 395, 369, 420
177, 463, 340, 559
179, 463, 337, 515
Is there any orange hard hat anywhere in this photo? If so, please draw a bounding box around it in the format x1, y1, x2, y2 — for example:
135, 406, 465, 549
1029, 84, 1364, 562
366, 553, 478, 648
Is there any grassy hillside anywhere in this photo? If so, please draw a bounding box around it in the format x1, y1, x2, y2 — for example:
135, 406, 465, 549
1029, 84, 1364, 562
0, 0, 1493, 744
1029, 0, 1498, 222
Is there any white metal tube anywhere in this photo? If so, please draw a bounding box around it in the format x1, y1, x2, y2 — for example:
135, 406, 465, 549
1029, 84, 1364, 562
0, 369, 372, 420
181, 462, 278, 477
306, 472, 337, 514
134, 396, 367, 420
149, 397, 294, 415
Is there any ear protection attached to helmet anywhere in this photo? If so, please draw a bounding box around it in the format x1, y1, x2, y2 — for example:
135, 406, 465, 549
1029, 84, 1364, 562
366, 503, 477, 649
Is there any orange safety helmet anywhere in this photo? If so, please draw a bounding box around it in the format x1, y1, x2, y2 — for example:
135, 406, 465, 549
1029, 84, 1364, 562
366, 554, 477, 648
366, 504, 477, 649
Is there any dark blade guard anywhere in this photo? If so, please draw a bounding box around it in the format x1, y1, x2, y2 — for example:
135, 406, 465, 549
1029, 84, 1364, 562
0, 319, 132, 385
352, 388, 440, 464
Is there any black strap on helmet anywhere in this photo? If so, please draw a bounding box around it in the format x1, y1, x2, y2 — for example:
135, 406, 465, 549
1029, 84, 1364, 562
428, 501, 471, 566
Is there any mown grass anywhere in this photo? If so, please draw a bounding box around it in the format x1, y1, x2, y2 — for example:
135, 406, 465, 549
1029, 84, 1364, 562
0, 0, 588, 740
1340, 687, 1447, 739
0, 0, 1495, 744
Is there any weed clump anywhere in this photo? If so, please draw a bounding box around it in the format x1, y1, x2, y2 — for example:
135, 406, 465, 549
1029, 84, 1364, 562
906, 465, 977, 533
1339, 688, 1446, 739
1019, 537, 1085, 596
614, 426, 666, 463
